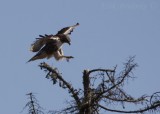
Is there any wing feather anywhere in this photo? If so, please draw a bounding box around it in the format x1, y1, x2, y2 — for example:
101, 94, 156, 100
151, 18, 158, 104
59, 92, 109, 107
57, 23, 79, 35
30, 35, 57, 52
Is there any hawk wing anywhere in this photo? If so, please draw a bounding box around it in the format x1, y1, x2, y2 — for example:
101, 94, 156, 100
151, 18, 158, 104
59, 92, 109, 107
30, 34, 58, 52
57, 23, 79, 35
28, 37, 60, 62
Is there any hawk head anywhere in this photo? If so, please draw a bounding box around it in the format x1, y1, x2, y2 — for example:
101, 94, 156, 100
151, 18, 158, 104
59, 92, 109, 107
59, 34, 71, 45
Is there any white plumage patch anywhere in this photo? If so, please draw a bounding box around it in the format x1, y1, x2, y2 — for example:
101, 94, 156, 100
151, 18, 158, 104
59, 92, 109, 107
50, 36, 63, 49
50, 36, 59, 40
53, 50, 64, 61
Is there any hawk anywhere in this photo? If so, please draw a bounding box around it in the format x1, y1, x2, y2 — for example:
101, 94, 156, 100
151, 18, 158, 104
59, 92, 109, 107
28, 23, 79, 62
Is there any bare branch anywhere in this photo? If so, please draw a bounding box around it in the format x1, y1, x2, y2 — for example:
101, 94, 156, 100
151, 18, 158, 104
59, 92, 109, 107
98, 102, 160, 113
88, 69, 115, 75
23, 93, 44, 114
39, 62, 81, 109
93, 57, 138, 103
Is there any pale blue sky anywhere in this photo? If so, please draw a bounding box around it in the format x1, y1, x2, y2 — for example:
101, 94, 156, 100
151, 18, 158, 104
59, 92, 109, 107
0, 0, 160, 114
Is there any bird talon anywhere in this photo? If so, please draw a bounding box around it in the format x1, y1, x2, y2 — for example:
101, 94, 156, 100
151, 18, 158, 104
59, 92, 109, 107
69, 56, 74, 58
66, 56, 74, 62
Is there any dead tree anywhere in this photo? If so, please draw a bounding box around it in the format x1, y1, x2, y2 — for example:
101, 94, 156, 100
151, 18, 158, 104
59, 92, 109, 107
37, 57, 160, 114
23, 93, 44, 114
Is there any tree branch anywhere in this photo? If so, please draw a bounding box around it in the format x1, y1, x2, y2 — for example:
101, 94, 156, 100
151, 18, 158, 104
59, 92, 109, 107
39, 62, 81, 108
98, 103, 160, 113
88, 69, 115, 75
102, 95, 147, 103
93, 57, 137, 103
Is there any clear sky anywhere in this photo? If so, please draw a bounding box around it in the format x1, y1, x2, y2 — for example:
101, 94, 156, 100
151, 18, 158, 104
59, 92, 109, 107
0, 0, 160, 114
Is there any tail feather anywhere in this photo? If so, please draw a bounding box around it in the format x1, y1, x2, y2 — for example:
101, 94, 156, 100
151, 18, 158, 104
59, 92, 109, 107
27, 56, 38, 62
27, 52, 47, 62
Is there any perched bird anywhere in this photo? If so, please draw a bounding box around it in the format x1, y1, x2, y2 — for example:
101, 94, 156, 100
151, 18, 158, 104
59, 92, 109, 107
28, 23, 79, 62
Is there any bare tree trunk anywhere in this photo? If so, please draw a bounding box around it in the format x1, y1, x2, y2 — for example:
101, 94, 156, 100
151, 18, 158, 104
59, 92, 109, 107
79, 70, 92, 114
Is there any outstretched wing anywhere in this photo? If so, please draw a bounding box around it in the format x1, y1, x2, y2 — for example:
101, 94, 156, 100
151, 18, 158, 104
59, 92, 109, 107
57, 23, 79, 35
30, 34, 56, 52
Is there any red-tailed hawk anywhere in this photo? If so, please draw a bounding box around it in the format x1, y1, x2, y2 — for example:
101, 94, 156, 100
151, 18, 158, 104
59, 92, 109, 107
28, 23, 79, 62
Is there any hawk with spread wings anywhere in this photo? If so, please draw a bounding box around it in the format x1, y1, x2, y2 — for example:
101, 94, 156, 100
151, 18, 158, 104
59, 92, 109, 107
28, 23, 79, 62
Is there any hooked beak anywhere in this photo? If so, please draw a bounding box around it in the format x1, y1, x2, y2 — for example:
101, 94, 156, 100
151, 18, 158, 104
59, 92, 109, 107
68, 42, 71, 45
